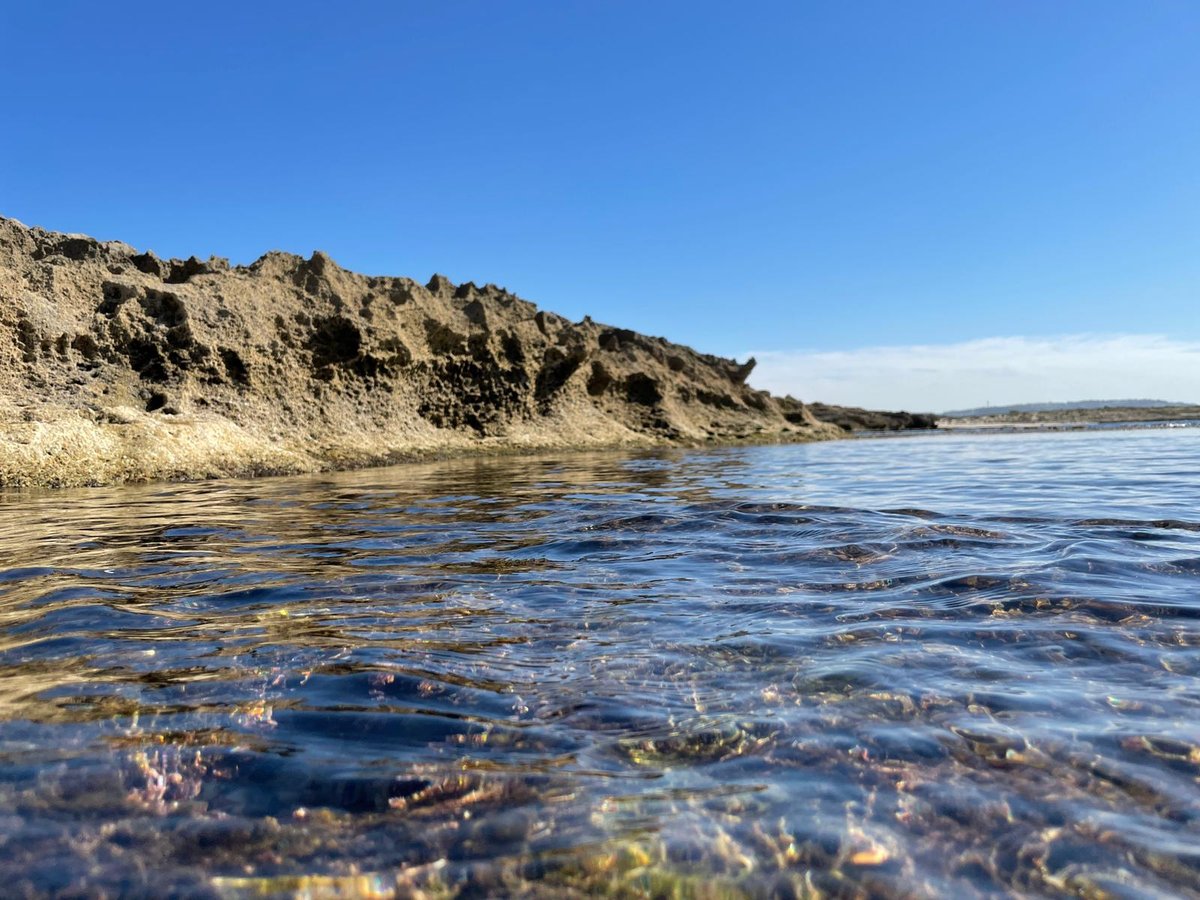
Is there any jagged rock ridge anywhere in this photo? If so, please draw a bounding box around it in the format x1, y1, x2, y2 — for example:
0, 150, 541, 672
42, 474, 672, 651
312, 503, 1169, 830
0, 217, 844, 487
805, 403, 938, 433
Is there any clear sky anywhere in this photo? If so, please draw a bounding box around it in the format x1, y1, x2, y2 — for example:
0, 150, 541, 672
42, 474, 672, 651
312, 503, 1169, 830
3, 2, 1198, 410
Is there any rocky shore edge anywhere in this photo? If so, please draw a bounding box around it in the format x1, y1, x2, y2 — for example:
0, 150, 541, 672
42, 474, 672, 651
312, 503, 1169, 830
0, 216, 932, 488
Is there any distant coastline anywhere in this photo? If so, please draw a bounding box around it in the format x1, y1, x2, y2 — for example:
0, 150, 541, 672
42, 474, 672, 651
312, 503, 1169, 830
942, 398, 1192, 417
939, 404, 1200, 429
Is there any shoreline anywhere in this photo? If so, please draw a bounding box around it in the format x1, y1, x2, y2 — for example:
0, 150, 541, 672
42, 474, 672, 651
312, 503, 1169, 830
937, 420, 1199, 430
4, 215, 936, 489
938, 407, 1200, 430
0, 415, 841, 492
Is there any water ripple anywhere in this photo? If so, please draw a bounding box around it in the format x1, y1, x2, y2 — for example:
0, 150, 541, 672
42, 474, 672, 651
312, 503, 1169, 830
1, 429, 1199, 896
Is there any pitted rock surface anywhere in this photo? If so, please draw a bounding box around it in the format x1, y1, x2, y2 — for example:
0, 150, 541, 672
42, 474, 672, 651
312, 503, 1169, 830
0, 216, 850, 487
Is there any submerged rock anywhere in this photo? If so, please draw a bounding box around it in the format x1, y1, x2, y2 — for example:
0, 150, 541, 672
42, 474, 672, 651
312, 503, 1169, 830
0, 215, 850, 487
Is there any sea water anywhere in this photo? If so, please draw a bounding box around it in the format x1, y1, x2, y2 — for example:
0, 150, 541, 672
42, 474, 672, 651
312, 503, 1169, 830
1, 428, 1199, 897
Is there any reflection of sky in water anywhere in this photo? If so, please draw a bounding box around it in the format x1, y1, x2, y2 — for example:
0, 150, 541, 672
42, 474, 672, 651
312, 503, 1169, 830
723, 427, 1200, 518
0, 428, 1199, 896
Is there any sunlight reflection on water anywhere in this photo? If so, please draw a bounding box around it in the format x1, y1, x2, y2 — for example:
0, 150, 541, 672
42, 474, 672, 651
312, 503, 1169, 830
1, 428, 1199, 897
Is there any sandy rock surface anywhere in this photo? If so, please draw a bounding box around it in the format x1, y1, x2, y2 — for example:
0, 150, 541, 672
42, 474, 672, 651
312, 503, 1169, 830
0, 217, 843, 487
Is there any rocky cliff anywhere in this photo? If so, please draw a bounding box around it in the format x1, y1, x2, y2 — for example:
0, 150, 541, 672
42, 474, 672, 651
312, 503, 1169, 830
0, 217, 846, 487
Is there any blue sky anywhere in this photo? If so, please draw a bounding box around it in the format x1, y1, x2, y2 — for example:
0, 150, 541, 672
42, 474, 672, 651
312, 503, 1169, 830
3, 2, 1198, 409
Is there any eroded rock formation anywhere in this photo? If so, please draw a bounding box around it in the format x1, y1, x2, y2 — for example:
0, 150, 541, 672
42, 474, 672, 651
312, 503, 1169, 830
805, 402, 938, 433
0, 217, 847, 487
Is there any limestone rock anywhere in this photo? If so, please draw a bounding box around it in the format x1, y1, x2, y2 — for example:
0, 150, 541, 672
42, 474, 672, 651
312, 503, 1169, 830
0, 216, 847, 487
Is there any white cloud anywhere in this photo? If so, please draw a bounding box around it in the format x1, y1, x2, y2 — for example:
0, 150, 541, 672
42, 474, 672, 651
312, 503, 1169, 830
746, 334, 1200, 413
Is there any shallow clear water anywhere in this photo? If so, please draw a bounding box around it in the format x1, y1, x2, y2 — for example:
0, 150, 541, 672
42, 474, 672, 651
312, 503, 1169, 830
2, 429, 1199, 897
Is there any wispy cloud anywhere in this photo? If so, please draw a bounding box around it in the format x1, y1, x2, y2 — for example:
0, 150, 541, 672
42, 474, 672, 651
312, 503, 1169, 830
747, 334, 1200, 413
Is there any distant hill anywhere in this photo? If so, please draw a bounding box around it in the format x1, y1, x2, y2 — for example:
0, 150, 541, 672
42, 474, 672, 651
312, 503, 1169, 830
942, 399, 1192, 418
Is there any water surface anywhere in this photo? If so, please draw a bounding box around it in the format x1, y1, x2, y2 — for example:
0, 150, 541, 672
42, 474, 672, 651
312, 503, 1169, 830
2, 429, 1199, 897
